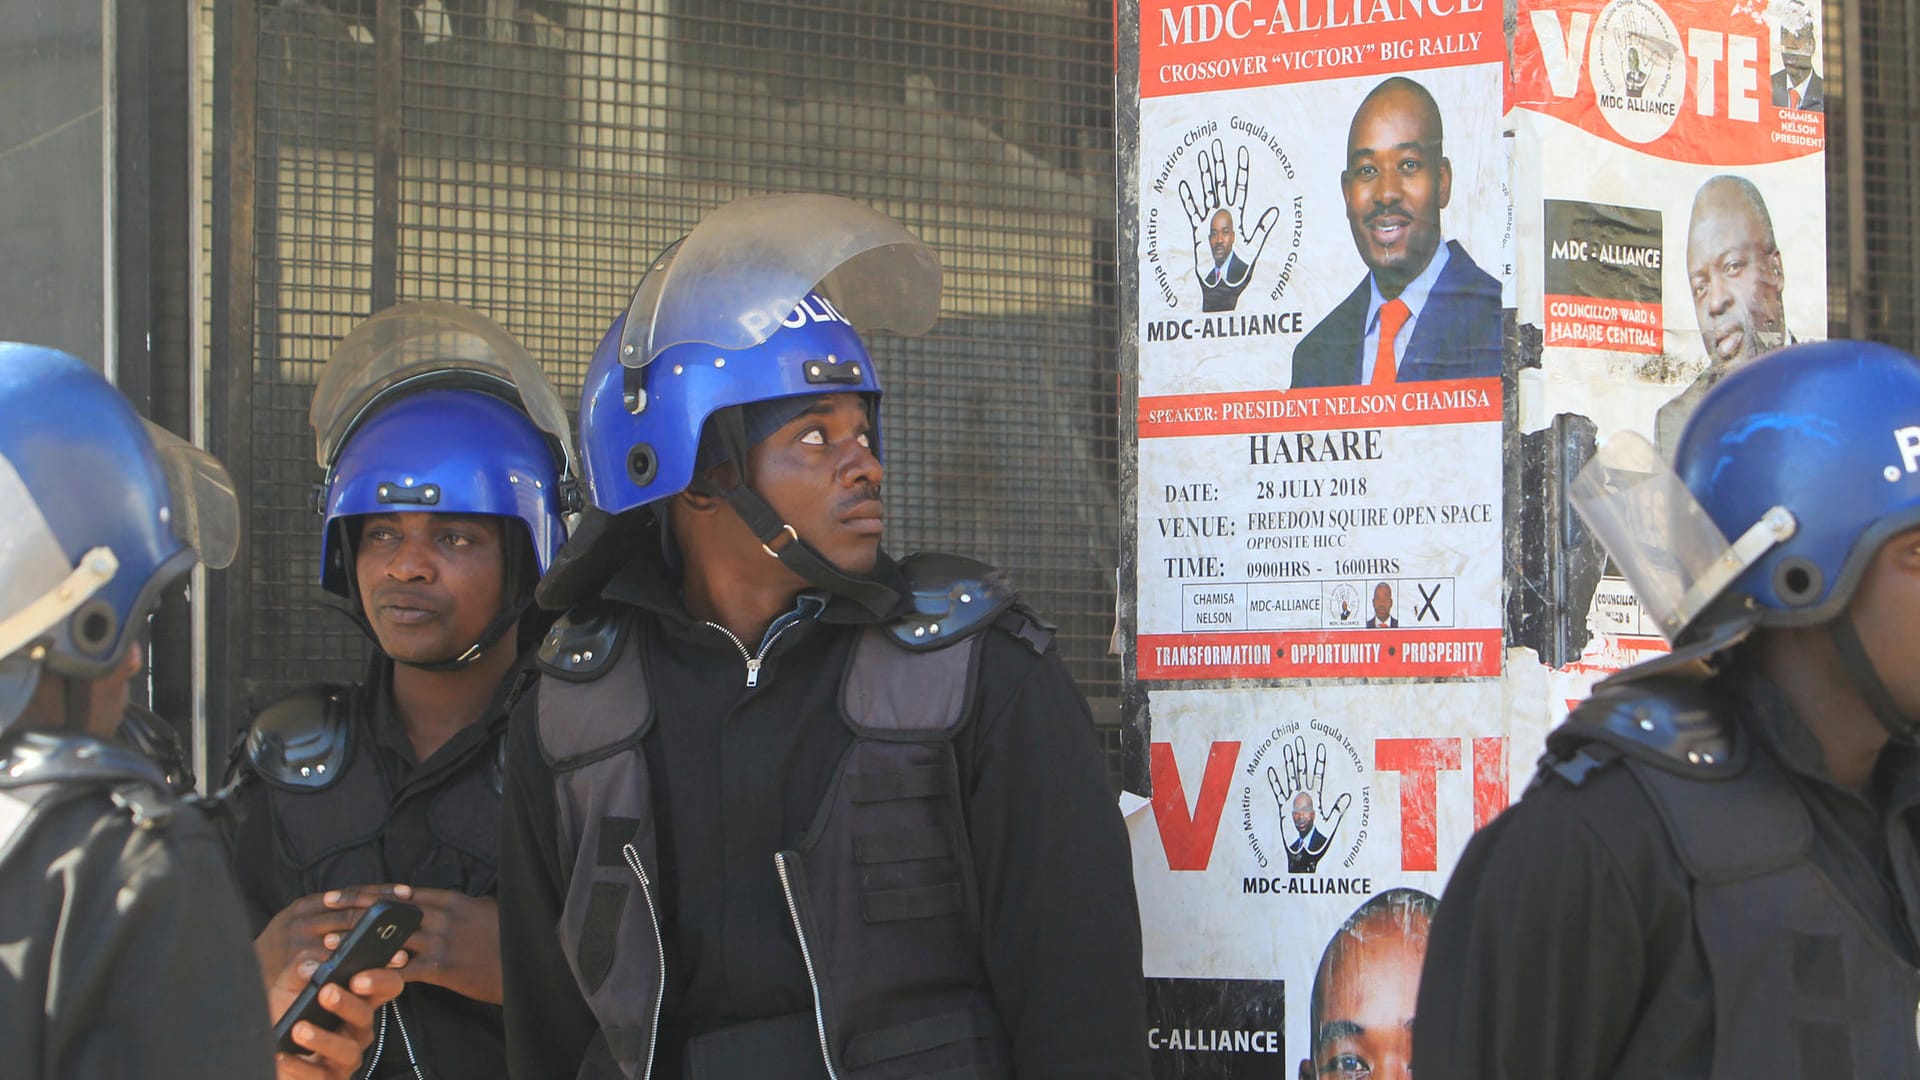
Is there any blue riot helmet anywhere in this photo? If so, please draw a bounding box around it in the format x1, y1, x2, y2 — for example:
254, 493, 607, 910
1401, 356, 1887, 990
1573, 340, 1920, 735
543, 194, 940, 613
312, 302, 576, 669
577, 289, 882, 509
0, 345, 238, 733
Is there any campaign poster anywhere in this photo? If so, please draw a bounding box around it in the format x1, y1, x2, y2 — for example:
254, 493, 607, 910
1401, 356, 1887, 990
1511, 0, 1826, 684
1518, 0, 1827, 453
1134, 0, 1509, 682
1130, 684, 1510, 1076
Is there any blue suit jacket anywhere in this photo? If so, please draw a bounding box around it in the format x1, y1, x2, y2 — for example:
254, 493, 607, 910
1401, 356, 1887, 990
1289, 240, 1502, 388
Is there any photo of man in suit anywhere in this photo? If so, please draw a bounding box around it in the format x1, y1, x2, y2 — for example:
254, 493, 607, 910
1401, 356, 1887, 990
1291, 77, 1502, 388
1286, 791, 1333, 874
1203, 208, 1255, 312
1179, 139, 1277, 314
1770, 2, 1823, 112
1655, 175, 1791, 459
1366, 582, 1399, 628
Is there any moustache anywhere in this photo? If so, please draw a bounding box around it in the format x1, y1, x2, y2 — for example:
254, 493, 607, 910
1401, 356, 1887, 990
1364, 203, 1411, 226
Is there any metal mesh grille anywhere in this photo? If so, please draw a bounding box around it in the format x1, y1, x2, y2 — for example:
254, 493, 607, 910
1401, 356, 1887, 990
1831, 0, 1920, 347
234, 0, 1120, 720
249, 4, 379, 685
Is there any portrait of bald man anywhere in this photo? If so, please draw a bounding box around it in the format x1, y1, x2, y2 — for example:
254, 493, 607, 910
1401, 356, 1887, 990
1655, 175, 1790, 459
1203, 208, 1255, 312
1298, 888, 1435, 1080
1290, 77, 1501, 389
1286, 791, 1332, 874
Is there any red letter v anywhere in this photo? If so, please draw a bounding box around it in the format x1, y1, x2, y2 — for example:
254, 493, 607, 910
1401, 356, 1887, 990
1149, 741, 1240, 871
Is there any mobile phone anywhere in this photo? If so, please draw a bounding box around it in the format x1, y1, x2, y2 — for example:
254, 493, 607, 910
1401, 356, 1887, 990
271, 899, 422, 1054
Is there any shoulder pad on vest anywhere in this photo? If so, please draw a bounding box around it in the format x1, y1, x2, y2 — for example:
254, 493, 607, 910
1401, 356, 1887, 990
1629, 724, 1808, 883
538, 599, 629, 680
1541, 671, 1739, 788
843, 625, 981, 739
116, 703, 195, 795
0, 733, 176, 831
885, 552, 1019, 652
245, 685, 352, 790
0, 731, 170, 792
539, 620, 653, 766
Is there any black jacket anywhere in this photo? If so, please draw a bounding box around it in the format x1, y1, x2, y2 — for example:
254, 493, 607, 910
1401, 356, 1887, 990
2, 732, 276, 1078
498, 552, 1151, 1079
1414, 660, 1920, 1078
225, 656, 520, 1079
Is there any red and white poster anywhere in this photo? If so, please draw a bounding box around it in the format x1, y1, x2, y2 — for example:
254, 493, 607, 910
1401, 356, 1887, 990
1129, 685, 1514, 1075
1126, 2, 1513, 1075
1134, 0, 1509, 683
1512, 0, 1826, 689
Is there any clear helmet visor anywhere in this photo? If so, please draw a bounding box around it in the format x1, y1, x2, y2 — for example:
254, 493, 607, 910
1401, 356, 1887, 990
142, 420, 240, 570
0, 422, 238, 671
617, 193, 942, 368
0, 451, 84, 660
311, 301, 574, 475
1571, 431, 1796, 641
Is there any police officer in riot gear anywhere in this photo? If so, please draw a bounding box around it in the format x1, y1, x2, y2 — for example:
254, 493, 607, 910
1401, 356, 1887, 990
497, 195, 1150, 1079
1415, 339, 1920, 1077
0, 343, 402, 1079
222, 304, 574, 1079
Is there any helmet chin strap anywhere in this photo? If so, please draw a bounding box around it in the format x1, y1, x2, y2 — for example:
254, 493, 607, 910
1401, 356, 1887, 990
396, 598, 527, 672
702, 407, 900, 619
63, 673, 93, 733
1827, 614, 1919, 741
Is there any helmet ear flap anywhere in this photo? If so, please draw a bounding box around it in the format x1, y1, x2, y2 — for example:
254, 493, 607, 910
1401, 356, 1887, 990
69, 600, 118, 656
1773, 556, 1824, 608
626, 444, 658, 487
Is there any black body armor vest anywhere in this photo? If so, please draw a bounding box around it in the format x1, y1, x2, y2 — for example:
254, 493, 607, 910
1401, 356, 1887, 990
537, 555, 1028, 1080
1543, 675, 1920, 1077
244, 684, 504, 895
241, 682, 511, 1080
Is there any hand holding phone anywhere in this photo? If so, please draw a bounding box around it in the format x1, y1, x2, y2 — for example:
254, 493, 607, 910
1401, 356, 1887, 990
271, 899, 422, 1054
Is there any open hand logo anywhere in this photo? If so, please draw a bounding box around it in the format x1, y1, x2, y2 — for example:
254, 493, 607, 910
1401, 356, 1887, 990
1266, 735, 1352, 874
1178, 139, 1281, 313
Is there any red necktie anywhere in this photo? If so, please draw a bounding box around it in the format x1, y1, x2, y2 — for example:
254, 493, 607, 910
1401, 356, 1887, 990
1789, 87, 1801, 109
1372, 298, 1411, 386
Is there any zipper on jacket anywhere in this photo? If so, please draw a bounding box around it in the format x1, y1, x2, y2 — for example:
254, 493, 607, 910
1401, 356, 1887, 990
358, 1006, 387, 1079
702, 599, 815, 688
356, 1000, 425, 1080
391, 1001, 426, 1080
774, 850, 843, 1080
620, 842, 668, 1080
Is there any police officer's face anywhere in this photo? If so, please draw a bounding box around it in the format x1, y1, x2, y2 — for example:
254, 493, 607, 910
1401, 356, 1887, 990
1210, 210, 1235, 265
1301, 914, 1423, 1080
94, 641, 144, 737
354, 512, 509, 664
1687, 183, 1786, 368
1340, 87, 1452, 299
1844, 528, 1920, 724
744, 394, 884, 575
